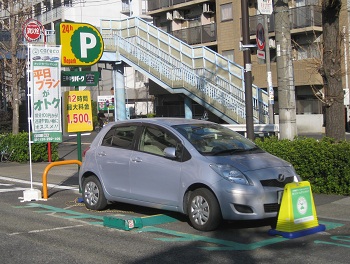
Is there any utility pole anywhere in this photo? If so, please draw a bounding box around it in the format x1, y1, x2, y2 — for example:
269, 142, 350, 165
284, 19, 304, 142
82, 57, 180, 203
241, 0, 255, 140
274, 0, 297, 139
264, 15, 274, 124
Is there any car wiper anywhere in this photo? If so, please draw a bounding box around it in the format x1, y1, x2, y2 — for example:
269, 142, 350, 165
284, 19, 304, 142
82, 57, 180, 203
212, 149, 243, 156
212, 147, 262, 156
248, 147, 265, 153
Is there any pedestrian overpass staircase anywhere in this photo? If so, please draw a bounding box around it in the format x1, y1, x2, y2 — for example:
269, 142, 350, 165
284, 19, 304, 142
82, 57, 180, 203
99, 17, 269, 124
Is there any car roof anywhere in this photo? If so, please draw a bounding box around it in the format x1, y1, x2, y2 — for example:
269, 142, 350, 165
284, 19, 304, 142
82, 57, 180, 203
92, 118, 213, 144
108, 117, 213, 127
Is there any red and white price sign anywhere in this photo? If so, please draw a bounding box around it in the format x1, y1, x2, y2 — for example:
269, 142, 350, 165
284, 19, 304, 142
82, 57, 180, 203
23, 19, 43, 42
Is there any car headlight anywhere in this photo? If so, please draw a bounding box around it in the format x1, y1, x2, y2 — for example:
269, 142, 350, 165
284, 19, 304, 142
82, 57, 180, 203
210, 164, 252, 185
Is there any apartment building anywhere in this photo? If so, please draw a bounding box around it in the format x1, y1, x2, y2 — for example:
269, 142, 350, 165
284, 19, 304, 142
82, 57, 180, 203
2, 1, 349, 132
1, 0, 152, 119
147, 0, 350, 132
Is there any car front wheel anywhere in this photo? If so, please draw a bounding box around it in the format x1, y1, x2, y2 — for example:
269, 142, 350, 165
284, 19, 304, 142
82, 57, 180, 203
188, 188, 222, 231
82, 175, 107, 210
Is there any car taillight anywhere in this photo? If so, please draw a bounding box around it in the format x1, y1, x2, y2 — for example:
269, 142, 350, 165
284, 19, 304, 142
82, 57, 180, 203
83, 146, 90, 157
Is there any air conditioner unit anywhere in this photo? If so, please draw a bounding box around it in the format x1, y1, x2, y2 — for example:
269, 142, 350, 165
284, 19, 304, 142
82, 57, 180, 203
166, 11, 173, 20
203, 3, 214, 14
173, 10, 184, 20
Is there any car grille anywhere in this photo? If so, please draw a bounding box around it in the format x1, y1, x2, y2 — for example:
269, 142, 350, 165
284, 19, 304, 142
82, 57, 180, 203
260, 176, 294, 188
264, 203, 280, 213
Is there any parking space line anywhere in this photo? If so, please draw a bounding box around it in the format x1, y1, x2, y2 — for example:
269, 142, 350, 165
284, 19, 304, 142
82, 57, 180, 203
141, 214, 178, 226
0, 176, 79, 191
9, 224, 86, 236
137, 220, 344, 251
15, 203, 345, 251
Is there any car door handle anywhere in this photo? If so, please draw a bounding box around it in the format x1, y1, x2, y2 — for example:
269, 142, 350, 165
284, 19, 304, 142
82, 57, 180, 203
97, 152, 106, 157
131, 157, 142, 162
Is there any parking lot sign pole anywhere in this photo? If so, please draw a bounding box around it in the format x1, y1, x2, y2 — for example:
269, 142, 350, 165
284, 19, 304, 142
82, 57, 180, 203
241, 0, 254, 140
56, 22, 104, 161
74, 68, 82, 162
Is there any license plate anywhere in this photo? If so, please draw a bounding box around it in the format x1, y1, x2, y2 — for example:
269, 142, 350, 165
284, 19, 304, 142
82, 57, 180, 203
277, 190, 283, 204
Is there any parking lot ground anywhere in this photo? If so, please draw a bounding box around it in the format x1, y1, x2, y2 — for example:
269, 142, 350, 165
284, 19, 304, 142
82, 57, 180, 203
10, 191, 347, 251
1, 132, 350, 262
2, 173, 350, 264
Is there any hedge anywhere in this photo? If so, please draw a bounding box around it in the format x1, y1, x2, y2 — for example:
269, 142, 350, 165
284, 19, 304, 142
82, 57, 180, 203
255, 136, 350, 195
0, 132, 59, 163
2, 132, 350, 195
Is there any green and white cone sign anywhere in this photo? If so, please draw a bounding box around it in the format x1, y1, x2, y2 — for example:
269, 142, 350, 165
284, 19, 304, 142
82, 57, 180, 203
56, 22, 104, 66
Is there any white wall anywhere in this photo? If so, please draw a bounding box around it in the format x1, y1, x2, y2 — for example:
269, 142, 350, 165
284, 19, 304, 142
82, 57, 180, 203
63, 0, 127, 27
275, 114, 324, 134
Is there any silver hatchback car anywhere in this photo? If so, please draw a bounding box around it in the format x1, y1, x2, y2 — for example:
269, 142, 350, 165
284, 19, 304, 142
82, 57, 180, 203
79, 118, 300, 231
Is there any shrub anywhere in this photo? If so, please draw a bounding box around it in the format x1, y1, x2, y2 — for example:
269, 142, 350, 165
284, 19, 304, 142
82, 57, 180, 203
255, 136, 350, 195
0, 132, 59, 163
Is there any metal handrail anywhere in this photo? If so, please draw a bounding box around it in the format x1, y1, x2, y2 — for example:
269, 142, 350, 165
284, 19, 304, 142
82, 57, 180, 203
100, 17, 269, 123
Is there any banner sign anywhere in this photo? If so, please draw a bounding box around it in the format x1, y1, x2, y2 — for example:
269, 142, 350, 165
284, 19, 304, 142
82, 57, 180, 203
30, 45, 62, 143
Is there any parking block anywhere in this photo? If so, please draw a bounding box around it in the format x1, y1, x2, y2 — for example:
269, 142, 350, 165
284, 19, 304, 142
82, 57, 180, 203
103, 216, 143, 231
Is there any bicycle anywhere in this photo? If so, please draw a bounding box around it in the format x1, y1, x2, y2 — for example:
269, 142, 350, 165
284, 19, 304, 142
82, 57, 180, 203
95, 118, 108, 133
0, 147, 14, 162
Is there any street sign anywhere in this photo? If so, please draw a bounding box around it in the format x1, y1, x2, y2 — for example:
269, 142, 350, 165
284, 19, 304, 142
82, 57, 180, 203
98, 95, 115, 111
257, 50, 266, 59
256, 23, 265, 51
23, 19, 43, 42
257, 0, 273, 15
61, 71, 99, 86
55, 22, 104, 66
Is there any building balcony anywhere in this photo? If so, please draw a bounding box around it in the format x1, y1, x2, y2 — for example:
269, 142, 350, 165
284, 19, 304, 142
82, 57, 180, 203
171, 23, 216, 45
35, 6, 63, 26
148, 0, 210, 13
249, 5, 322, 36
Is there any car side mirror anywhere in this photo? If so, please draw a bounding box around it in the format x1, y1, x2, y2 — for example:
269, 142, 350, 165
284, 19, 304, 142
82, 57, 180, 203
164, 147, 176, 159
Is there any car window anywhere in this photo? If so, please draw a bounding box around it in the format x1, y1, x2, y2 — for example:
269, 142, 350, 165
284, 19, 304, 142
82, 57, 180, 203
173, 123, 258, 155
101, 125, 137, 150
139, 126, 178, 156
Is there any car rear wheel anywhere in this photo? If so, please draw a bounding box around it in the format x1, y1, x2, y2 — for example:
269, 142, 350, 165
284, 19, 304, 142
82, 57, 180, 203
82, 175, 107, 210
188, 188, 222, 231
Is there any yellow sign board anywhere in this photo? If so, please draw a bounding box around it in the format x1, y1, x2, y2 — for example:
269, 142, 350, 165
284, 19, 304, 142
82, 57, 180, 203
64, 91, 93, 132
268, 181, 326, 239
56, 22, 104, 66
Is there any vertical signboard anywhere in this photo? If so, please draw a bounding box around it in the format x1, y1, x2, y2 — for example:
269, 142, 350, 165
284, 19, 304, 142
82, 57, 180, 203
30, 45, 62, 143
64, 91, 93, 133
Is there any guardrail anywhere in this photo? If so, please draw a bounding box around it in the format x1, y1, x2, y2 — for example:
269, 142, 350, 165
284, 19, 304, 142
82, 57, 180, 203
224, 124, 279, 138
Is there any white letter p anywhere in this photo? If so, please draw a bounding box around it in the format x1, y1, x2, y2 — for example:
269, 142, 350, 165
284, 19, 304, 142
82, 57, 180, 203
80, 32, 96, 58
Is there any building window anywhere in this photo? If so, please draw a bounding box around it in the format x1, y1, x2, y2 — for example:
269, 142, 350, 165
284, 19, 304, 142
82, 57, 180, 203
220, 3, 233, 21
222, 49, 235, 62
34, 3, 41, 16
43, 0, 51, 12
64, 0, 73, 7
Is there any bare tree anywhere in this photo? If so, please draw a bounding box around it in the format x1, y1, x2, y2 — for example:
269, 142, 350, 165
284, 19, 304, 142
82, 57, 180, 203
319, 0, 345, 141
0, 1, 31, 134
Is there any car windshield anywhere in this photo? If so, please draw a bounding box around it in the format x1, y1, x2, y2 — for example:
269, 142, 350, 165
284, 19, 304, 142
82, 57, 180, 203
173, 123, 261, 155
